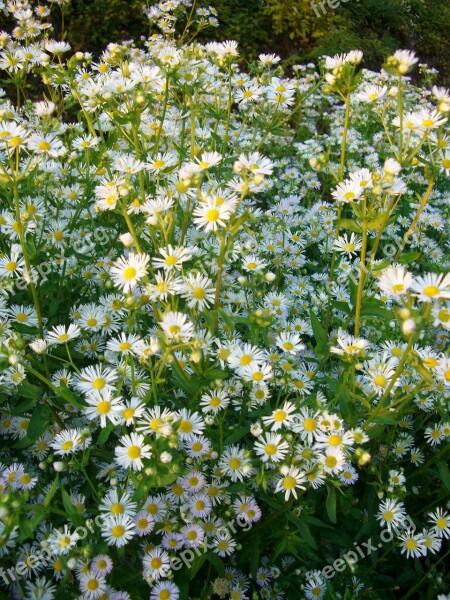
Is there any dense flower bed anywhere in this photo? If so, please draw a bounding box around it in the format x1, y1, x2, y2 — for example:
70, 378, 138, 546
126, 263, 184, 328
0, 1, 449, 599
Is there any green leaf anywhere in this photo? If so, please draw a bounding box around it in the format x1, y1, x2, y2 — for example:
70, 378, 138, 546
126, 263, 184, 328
81, 449, 91, 469
218, 308, 235, 332
223, 425, 249, 445
287, 513, 318, 549
12, 404, 51, 448
43, 474, 59, 508
209, 553, 225, 577
155, 470, 180, 488
331, 300, 351, 315
249, 537, 261, 577
366, 213, 387, 231
372, 415, 398, 425
437, 461, 450, 491
309, 310, 328, 354
97, 423, 115, 446
18, 511, 47, 543
360, 299, 393, 320
397, 251, 421, 264
203, 368, 229, 382
17, 380, 42, 399
305, 516, 334, 530
337, 383, 351, 422
10, 397, 36, 415
273, 537, 288, 561
189, 551, 209, 580
336, 218, 362, 233
61, 489, 84, 527
57, 383, 85, 409
326, 486, 337, 524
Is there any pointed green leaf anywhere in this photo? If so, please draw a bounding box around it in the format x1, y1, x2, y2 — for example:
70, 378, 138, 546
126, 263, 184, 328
310, 310, 328, 354
326, 486, 337, 524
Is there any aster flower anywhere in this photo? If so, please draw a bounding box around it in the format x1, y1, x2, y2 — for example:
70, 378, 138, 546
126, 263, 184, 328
114, 432, 151, 471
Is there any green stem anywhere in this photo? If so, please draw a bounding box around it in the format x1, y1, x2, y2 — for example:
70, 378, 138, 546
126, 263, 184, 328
354, 204, 368, 337
11, 171, 46, 351
325, 91, 352, 333
154, 77, 170, 155
397, 75, 404, 161
394, 179, 434, 259
339, 92, 352, 180
366, 336, 414, 426
211, 235, 228, 335
122, 208, 142, 253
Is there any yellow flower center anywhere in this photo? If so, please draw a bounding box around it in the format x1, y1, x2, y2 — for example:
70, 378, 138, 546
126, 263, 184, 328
127, 445, 141, 459
328, 435, 342, 446
92, 377, 106, 390
123, 408, 135, 420
265, 443, 277, 455
179, 420, 193, 433
164, 255, 177, 266
123, 266, 137, 281
325, 456, 337, 468
283, 475, 296, 489
97, 400, 111, 415
374, 375, 387, 387
423, 357, 437, 368
273, 410, 286, 422
239, 355, 252, 366
87, 580, 99, 591
111, 525, 125, 537
58, 535, 71, 548
193, 287, 206, 299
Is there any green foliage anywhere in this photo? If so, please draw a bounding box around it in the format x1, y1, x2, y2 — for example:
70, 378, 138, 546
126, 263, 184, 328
56, 0, 148, 52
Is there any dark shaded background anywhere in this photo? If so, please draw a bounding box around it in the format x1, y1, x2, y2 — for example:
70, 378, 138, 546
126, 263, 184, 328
1, 0, 449, 84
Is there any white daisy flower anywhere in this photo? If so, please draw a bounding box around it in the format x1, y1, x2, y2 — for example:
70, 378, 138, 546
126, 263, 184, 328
114, 432, 151, 471
110, 253, 150, 293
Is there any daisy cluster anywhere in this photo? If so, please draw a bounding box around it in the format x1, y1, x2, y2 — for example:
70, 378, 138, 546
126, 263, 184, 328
0, 1, 449, 599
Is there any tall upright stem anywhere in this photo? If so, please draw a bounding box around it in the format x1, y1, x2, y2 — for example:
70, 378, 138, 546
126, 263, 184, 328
354, 201, 368, 337
326, 91, 351, 333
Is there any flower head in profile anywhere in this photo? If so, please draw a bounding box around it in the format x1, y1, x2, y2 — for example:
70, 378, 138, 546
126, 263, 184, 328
386, 49, 418, 74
